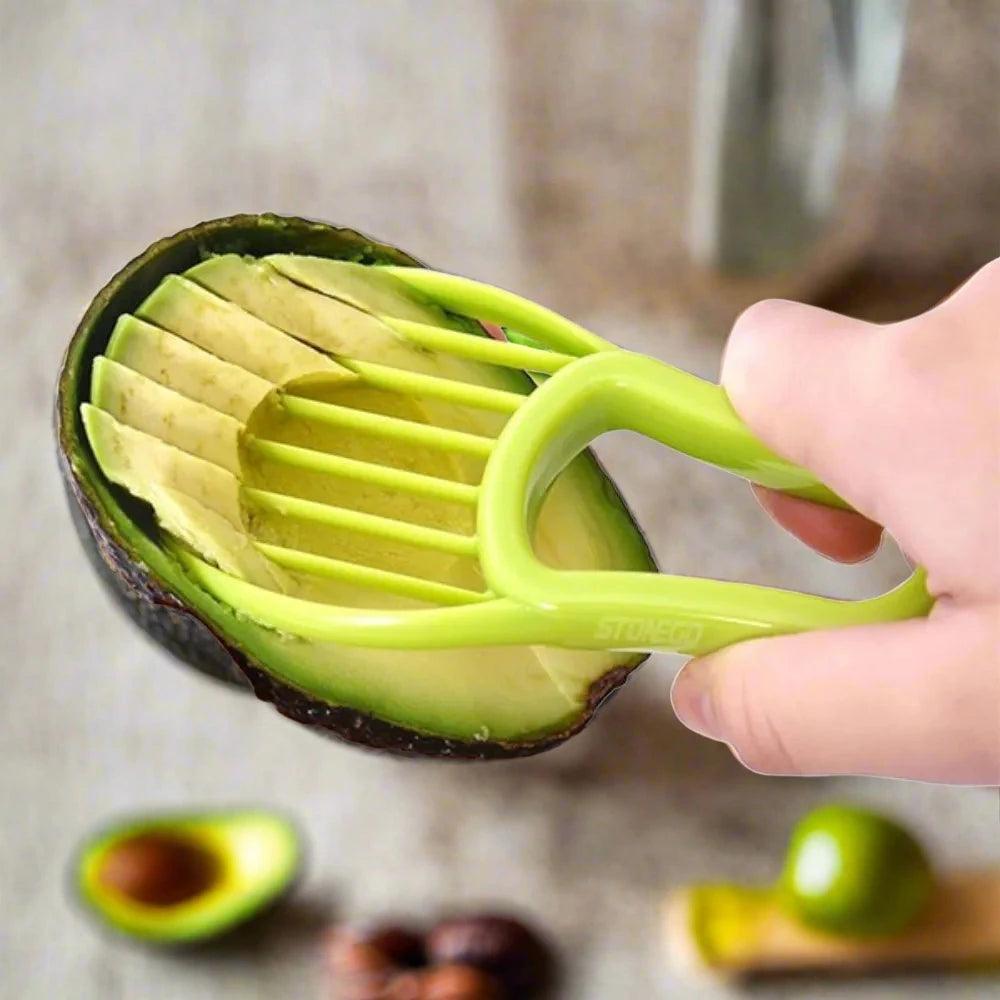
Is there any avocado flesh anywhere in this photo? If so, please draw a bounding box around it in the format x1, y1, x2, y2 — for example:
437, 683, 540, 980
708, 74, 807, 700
92, 356, 244, 475
80, 254, 654, 743
137, 274, 354, 385
107, 315, 273, 421
76, 810, 300, 944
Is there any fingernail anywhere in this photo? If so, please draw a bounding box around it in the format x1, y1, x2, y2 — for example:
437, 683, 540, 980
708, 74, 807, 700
670, 660, 723, 740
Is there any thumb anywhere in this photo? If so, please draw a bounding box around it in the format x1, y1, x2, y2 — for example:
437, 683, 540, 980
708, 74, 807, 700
722, 300, 894, 521
670, 606, 1000, 784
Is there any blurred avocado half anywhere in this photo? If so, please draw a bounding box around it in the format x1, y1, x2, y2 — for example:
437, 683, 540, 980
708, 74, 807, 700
74, 809, 301, 944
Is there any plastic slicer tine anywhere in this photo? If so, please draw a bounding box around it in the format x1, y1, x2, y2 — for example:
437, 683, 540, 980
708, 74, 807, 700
340, 358, 527, 414
377, 317, 574, 375
246, 437, 479, 505
279, 393, 495, 458
244, 488, 478, 557
255, 542, 489, 606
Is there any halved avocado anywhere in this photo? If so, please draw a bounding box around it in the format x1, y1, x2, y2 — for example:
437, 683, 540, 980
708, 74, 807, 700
74, 809, 301, 944
56, 214, 656, 758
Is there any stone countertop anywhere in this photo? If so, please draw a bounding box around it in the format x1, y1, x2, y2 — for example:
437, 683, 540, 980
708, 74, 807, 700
2, 3, 997, 998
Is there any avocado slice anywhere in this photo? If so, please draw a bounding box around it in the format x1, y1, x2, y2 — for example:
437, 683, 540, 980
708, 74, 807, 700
91, 357, 244, 475
136, 274, 354, 385
74, 809, 301, 944
106, 315, 274, 421
56, 215, 656, 757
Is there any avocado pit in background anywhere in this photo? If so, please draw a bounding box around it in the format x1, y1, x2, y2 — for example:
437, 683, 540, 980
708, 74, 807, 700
426, 916, 551, 996
97, 831, 219, 907
326, 914, 551, 999
326, 924, 425, 998
415, 964, 503, 1000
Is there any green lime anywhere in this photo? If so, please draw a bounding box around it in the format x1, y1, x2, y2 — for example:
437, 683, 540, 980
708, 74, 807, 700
779, 804, 933, 937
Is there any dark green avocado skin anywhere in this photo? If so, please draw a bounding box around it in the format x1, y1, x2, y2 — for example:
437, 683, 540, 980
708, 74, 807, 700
55, 214, 648, 760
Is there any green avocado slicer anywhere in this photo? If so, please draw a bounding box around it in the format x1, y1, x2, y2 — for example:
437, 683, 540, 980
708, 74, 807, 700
178, 268, 933, 655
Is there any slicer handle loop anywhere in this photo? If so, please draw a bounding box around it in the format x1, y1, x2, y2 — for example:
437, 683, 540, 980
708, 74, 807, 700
479, 352, 933, 654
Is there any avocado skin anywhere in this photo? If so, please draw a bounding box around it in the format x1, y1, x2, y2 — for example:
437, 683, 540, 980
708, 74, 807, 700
56, 214, 650, 759
63, 463, 632, 759
60, 459, 251, 688
243, 655, 633, 759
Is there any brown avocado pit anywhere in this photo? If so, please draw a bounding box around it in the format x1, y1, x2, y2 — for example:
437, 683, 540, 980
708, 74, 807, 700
96, 832, 220, 907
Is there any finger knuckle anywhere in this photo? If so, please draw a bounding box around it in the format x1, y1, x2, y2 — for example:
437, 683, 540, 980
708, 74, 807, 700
714, 665, 800, 776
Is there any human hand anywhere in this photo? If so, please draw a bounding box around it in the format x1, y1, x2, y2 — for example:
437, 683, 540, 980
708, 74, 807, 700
671, 260, 1000, 784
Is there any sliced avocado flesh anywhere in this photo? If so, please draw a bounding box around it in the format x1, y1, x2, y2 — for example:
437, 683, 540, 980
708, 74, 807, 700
80, 254, 655, 744
107, 315, 273, 421
81, 406, 289, 590
137, 274, 355, 386
76, 809, 300, 944
186, 255, 434, 362
267, 254, 449, 323
92, 357, 243, 475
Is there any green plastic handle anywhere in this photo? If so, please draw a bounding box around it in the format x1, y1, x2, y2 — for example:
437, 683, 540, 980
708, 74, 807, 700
479, 351, 933, 653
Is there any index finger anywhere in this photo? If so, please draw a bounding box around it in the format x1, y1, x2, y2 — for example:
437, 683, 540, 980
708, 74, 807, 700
752, 485, 883, 563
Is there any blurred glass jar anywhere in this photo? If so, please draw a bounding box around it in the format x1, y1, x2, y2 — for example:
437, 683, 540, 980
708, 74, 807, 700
687, 0, 908, 277
497, 1, 911, 325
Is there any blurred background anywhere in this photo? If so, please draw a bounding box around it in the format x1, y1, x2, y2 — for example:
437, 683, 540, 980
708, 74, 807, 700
2, 2, 998, 997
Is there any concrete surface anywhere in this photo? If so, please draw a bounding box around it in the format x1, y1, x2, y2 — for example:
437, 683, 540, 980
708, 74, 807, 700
2, 3, 997, 998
